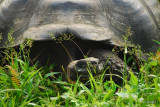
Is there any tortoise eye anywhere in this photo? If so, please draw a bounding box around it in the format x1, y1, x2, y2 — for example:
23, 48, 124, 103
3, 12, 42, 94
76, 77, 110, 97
77, 61, 86, 68
91, 61, 97, 65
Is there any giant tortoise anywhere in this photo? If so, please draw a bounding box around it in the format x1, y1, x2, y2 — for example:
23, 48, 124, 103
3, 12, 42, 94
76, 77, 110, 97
0, 0, 160, 85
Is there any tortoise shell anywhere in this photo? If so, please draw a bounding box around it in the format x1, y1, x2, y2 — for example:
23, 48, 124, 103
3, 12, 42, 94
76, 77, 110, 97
0, 0, 159, 53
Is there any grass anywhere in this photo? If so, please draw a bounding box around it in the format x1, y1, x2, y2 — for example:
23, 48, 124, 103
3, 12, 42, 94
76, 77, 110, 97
0, 35, 160, 107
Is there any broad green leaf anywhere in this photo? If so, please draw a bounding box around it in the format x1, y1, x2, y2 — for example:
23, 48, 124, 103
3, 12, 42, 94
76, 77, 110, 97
149, 61, 157, 67
128, 71, 138, 86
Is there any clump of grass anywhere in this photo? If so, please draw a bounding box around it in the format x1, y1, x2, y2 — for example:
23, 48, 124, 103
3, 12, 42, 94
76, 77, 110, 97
0, 33, 64, 106
0, 30, 160, 106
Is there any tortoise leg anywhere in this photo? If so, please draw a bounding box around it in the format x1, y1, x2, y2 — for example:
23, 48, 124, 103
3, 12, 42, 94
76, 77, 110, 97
88, 49, 130, 86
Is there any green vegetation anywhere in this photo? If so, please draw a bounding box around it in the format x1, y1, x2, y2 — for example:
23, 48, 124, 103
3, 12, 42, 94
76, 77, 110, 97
0, 32, 160, 107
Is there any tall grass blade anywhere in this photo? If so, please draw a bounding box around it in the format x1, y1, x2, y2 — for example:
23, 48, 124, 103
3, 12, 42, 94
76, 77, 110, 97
103, 90, 114, 101
87, 68, 98, 90
44, 72, 61, 79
